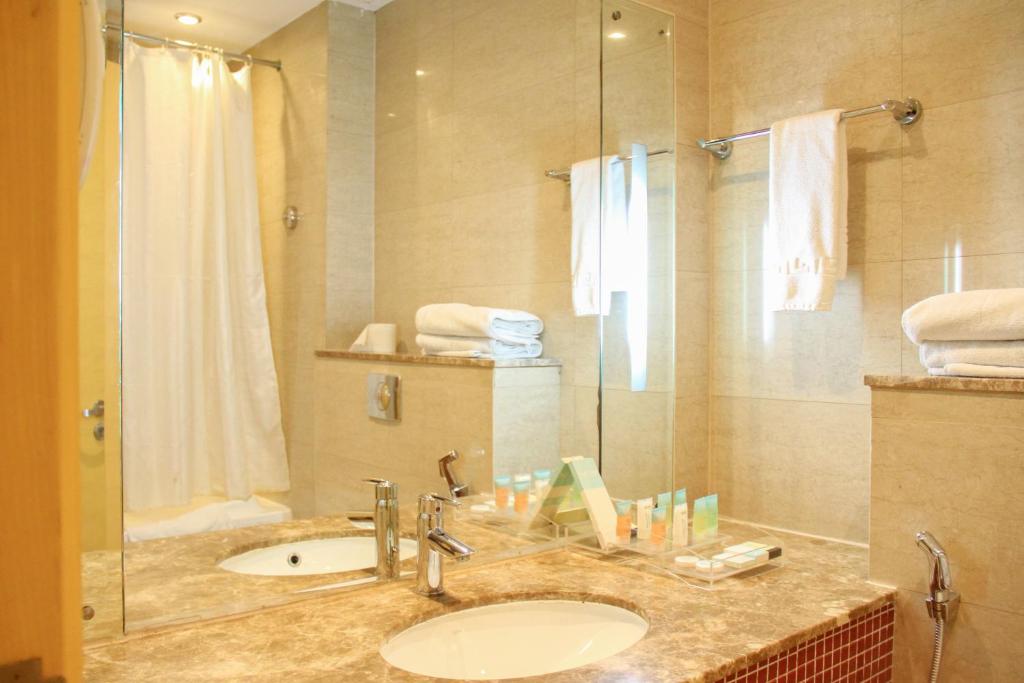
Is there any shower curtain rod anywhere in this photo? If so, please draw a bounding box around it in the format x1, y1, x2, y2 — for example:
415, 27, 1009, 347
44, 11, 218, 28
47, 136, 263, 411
697, 98, 922, 160
104, 25, 283, 70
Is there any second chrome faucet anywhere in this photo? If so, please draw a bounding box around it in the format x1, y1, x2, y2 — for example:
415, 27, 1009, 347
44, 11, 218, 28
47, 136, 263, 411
416, 493, 474, 596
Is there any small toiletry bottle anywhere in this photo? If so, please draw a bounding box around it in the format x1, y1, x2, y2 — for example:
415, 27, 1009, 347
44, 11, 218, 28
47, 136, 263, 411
692, 493, 719, 542
672, 488, 688, 547
656, 491, 672, 539
494, 475, 512, 509
513, 480, 531, 514
650, 507, 667, 545
532, 468, 552, 498
614, 499, 633, 544
636, 497, 653, 540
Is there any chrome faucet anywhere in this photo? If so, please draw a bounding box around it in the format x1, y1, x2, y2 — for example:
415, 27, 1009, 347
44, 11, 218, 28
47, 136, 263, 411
365, 478, 401, 580
438, 450, 469, 498
416, 493, 474, 596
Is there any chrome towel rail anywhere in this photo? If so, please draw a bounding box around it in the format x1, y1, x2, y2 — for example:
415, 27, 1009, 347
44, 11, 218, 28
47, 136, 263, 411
698, 98, 922, 160
545, 148, 673, 183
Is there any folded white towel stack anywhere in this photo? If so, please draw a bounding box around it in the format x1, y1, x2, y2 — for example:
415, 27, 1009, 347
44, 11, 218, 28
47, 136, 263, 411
902, 288, 1024, 379
414, 303, 544, 359
768, 109, 848, 311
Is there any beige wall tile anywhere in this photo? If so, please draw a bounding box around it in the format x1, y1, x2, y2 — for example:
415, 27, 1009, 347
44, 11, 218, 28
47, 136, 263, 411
601, 388, 675, 499
712, 263, 902, 405
450, 75, 576, 198
452, 0, 576, 112
676, 144, 710, 273
375, 114, 454, 213
675, 394, 709, 499
675, 18, 709, 148
902, 0, 1024, 109
710, 0, 799, 27
711, 396, 870, 542
710, 0, 900, 135
892, 589, 1024, 683
870, 412, 1024, 612
902, 90, 1024, 260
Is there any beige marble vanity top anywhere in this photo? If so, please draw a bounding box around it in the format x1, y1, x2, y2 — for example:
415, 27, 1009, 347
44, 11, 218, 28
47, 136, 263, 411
89, 511, 547, 634
84, 523, 893, 682
865, 373, 1024, 394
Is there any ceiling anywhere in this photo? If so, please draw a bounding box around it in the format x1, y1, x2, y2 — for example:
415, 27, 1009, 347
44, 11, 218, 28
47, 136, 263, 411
125, 0, 393, 53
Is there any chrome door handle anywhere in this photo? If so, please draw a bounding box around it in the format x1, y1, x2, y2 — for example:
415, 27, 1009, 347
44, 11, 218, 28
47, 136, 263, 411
82, 399, 105, 418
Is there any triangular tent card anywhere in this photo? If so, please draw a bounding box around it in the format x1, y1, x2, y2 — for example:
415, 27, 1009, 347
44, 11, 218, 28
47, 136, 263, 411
531, 456, 617, 549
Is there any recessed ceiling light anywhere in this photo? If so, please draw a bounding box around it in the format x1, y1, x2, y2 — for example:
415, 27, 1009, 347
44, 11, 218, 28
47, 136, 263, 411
415, 69, 426, 77
608, 31, 626, 40
175, 12, 202, 26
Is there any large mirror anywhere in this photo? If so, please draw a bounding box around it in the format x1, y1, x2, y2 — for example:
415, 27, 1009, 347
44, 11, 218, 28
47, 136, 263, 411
79, 0, 676, 637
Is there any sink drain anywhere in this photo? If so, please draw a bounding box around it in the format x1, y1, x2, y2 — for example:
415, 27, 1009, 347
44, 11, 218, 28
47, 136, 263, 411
286, 552, 302, 568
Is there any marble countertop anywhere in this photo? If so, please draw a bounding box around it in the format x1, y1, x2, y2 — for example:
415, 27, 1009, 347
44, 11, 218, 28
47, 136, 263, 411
90, 511, 552, 635
865, 374, 1024, 394
84, 523, 893, 682
315, 349, 563, 368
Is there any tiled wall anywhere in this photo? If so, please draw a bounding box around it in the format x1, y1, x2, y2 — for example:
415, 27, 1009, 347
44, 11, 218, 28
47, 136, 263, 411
371, 0, 601, 472
707, 0, 1024, 542
713, 602, 895, 683
869, 385, 1024, 681
251, 3, 376, 516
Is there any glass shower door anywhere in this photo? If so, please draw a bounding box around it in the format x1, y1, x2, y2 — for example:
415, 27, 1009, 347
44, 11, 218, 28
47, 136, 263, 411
598, 0, 676, 500
78, 0, 124, 641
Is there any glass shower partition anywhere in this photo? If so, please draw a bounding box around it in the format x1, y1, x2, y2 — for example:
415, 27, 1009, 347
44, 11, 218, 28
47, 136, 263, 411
598, 0, 676, 500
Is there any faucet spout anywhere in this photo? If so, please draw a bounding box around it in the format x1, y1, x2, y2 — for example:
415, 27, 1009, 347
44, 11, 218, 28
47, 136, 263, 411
426, 527, 474, 561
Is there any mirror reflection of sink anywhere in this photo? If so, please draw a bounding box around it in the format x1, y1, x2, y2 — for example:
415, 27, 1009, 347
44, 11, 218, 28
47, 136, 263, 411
218, 537, 417, 576
380, 599, 649, 680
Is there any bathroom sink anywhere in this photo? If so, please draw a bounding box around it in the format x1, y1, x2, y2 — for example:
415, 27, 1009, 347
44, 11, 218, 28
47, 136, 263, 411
218, 536, 416, 576
379, 599, 648, 680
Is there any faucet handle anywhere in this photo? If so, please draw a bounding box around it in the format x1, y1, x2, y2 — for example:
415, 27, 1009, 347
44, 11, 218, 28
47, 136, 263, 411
418, 492, 460, 514
364, 478, 398, 500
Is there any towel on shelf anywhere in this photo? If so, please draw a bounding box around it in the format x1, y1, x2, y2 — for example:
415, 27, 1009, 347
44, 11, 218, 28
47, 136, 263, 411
767, 109, 848, 311
919, 340, 1024, 370
902, 288, 1024, 345
928, 363, 1024, 380
415, 303, 543, 343
570, 155, 629, 316
415, 333, 543, 359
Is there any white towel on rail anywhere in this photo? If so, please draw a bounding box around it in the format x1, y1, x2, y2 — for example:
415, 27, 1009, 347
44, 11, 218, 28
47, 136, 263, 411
415, 303, 543, 343
416, 333, 543, 359
767, 109, 848, 311
919, 340, 1024, 370
902, 288, 1024, 345
928, 363, 1024, 379
570, 155, 629, 316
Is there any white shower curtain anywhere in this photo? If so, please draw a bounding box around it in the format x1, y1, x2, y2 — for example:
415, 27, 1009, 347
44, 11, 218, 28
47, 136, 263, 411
122, 42, 289, 512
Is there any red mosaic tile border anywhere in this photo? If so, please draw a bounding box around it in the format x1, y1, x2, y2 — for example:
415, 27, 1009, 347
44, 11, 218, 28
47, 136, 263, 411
713, 602, 895, 683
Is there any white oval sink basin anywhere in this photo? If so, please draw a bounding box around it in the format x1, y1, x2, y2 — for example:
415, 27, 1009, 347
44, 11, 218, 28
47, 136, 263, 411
218, 536, 417, 576
380, 600, 648, 680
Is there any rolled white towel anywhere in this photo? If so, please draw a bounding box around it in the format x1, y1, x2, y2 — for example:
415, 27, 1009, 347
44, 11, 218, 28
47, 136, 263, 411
902, 288, 1024, 345
920, 340, 1024, 370
928, 363, 1024, 380
415, 303, 543, 344
416, 333, 542, 359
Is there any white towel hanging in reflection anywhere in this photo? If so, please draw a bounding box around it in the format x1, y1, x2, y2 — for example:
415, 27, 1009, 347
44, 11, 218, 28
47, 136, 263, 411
571, 156, 628, 316
627, 143, 649, 391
